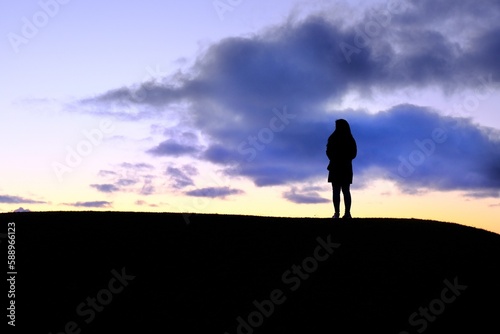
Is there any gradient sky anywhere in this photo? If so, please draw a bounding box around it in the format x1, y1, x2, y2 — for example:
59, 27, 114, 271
1, 0, 499, 234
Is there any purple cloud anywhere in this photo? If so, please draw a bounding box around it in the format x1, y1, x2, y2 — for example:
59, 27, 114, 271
67, 201, 112, 208
283, 186, 329, 204
91, 184, 120, 193
185, 187, 244, 198
0, 195, 45, 204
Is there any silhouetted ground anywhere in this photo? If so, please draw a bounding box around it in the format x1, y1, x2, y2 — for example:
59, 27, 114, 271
1, 212, 499, 333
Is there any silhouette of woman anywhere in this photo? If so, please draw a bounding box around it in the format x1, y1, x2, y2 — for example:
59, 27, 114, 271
326, 119, 357, 219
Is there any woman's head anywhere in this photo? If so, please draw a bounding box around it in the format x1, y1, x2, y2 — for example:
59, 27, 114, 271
335, 119, 352, 135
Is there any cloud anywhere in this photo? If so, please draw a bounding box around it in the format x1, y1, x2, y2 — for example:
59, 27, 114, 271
147, 129, 204, 158
140, 177, 155, 195
98, 170, 118, 177
135, 200, 158, 207
95, 163, 157, 196
120, 162, 154, 170
87, 3, 500, 110
185, 187, 244, 198
116, 179, 138, 186
91, 184, 120, 193
148, 139, 201, 157
347, 105, 500, 193
66, 201, 112, 208
0, 195, 45, 204
166, 165, 197, 189
464, 190, 500, 199
209, 104, 500, 196
196, 105, 500, 196
81, 1, 500, 199
283, 186, 329, 204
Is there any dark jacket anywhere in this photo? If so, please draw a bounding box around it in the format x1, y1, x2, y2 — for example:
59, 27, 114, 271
326, 132, 357, 184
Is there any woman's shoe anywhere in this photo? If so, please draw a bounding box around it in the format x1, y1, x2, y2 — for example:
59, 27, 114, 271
342, 212, 352, 219
332, 213, 340, 219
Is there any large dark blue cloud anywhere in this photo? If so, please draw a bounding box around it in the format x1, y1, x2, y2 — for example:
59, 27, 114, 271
82, 0, 500, 199
198, 104, 500, 195
349, 105, 500, 193
88, 1, 500, 111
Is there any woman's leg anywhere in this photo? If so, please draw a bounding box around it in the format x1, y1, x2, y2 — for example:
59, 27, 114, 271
341, 184, 351, 215
332, 184, 341, 215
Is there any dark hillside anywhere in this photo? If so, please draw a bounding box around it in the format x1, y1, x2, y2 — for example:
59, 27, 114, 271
1, 212, 499, 333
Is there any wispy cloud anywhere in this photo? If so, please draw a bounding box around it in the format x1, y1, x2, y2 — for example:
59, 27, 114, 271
140, 177, 155, 195
116, 179, 138, 186
283, 186, 329, 204
94, 162, 157, 196
185, 187, 244, 198
65, 201, 112, 208
166, 165, 197, 189
91, 184, 120, 193
135, 200, 158, 207
120, 162, 154, 170
0, 195, 45, 204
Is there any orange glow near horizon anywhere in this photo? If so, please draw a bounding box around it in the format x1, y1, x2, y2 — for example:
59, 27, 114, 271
3, 178, 499, 236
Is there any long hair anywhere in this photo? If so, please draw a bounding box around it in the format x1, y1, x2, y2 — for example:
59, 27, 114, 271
327, 119, 356, 161
333, 119, 352, 137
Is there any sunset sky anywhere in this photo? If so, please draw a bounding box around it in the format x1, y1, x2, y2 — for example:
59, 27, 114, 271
1, 0, 499, 234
